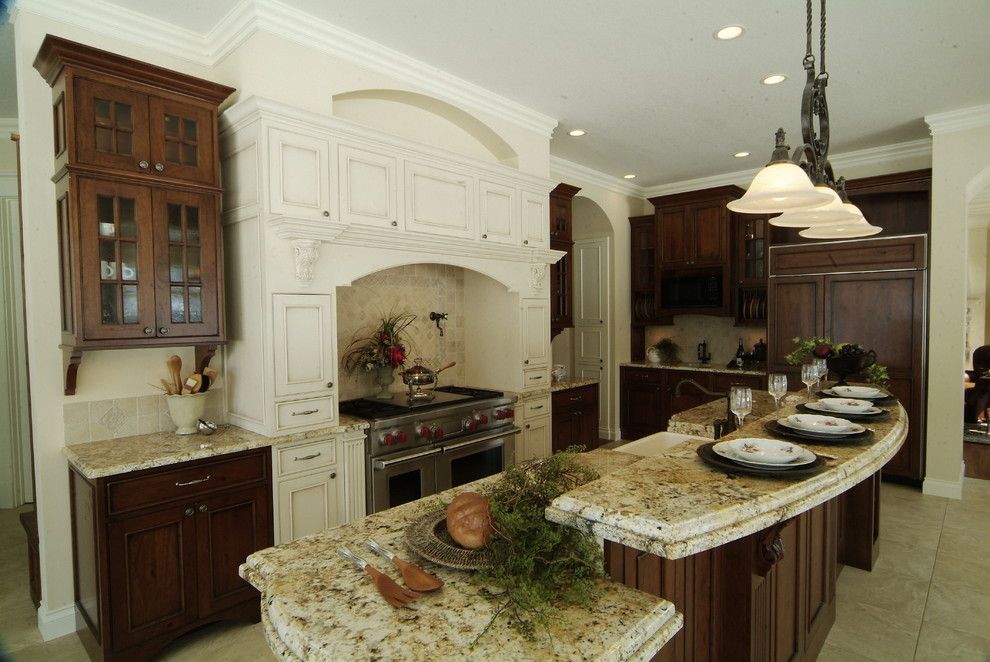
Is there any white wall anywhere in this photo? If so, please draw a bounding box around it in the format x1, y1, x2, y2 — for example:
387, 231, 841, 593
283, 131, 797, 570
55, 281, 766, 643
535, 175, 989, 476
966, 227, 988, 366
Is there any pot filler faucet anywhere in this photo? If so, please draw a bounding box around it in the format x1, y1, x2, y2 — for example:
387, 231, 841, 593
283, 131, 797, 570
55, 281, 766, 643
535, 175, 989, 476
429, 312, 448, 336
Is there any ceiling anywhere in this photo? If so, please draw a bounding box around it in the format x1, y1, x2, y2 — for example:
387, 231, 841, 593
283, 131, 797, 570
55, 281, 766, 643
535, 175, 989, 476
8, 1, 990, 187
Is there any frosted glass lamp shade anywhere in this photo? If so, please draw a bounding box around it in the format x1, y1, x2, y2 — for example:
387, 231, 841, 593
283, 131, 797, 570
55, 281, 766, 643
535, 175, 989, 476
798, 219, 882, 239
768, 186, 863, 227
727, 162, 833, 214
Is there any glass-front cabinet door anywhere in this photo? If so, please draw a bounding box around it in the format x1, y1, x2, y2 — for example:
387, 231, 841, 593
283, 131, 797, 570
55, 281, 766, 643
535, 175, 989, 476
78, 178, 156, 340
148, 97, 216, 185
74, 77, 151, 174
153, 189, 219, 338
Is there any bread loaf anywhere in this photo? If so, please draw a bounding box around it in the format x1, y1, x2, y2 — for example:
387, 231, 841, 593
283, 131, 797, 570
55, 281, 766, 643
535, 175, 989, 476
445, 492, 494, 549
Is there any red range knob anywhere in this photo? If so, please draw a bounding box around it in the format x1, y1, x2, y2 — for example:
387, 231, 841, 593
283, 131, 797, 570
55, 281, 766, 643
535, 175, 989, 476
397, 431, 408, 443
506, 408, 515, 417
495, 410, 504, 420
383, 433, 396, 446
479, 414, 489, 424
420, 426, 431, 438
433, 428, 445, 440
468, 420, 479, 431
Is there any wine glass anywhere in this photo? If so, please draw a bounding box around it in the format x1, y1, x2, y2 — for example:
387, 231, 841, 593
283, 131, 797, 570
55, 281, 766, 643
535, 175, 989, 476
730, 386, 753, 428
812, 357, 828, 389
768, 373, 788, 409
801, 364, 818, 398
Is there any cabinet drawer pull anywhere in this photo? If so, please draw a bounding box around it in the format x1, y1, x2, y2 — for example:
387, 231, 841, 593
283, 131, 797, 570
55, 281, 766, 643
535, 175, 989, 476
531, 405, 544, 410
293, 452, 322, 461
569, 396, 581, 401
292, 409, 319, 416
175, 475, 211, 487
529, 375, 542, 381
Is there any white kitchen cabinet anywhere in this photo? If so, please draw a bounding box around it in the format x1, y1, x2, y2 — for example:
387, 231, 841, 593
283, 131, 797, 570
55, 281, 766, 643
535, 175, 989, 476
517, 415, 551, 463
337, 142, 399, 230
404, 160, 474, 239
277, 469, 342, 543
273, 293, 337, 398
267, 127, 332, 220
521, 190, 549, 249
521, 298, 550, 368
478, 179, 518, 245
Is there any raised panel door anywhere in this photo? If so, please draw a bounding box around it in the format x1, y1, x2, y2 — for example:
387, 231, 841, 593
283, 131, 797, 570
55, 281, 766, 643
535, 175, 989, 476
519, 416, 551, 462
575, 326, 606, 365
768, 276, 825, 379
268, 127, 332, 220
659, 207, 690, 266
272, 293, 336, 398
574, 239, 606, 326
521, 190, 548, 248
667, 370, 719, 417
692, 203, 727, 265
630, 217, 657, 292
78, 177, 157, 341
153, 189, 220, 339
404, 160, 473, 238
148, 96, 217, 185
552, 410, 580, 454
277, 470, 342, 544
550, 241, 572, 329
478, 179, 517, 244
549, 194, 572, 241
521, 298, 550, 367
73, 77, 151, 175
621, 380, 665, 439
337, 142, 398, 229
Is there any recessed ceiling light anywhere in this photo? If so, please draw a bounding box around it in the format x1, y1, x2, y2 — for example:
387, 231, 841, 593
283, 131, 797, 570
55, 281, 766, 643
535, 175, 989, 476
761, 74, 787, 85
568, 129, 586, 137
623, 174, 637, 179
734, 151, 750, 158
715, 25, 745, 40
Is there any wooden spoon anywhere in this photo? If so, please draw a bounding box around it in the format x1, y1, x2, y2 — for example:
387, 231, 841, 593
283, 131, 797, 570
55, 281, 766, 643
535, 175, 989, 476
366, 538, 444, 592
166, 355, 183, 395
338, 547, 422, 609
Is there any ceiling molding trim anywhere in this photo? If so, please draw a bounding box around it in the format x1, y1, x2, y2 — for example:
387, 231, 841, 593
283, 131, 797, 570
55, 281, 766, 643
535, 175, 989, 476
0, 118, 18, 136
13, 0, 213, 65
549, 156, 644, 198
642, 168, 756, 198
926, 104, 990, 135
202, 0, 260, 63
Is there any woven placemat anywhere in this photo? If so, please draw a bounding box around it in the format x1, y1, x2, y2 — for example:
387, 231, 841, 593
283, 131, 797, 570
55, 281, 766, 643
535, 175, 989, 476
404, 509, 493, 570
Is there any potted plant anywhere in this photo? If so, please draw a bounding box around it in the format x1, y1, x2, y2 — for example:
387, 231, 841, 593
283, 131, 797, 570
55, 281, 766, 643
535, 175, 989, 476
785, 336, 889, 386
647, 338, 680, 364
342, 311, 416, 398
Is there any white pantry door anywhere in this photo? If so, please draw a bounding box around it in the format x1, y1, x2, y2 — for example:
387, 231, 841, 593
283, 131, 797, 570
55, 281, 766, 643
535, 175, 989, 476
573, 237, 612, 438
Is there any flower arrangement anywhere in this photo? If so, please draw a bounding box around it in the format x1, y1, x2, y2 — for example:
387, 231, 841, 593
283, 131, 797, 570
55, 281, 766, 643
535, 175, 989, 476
649, 337, 680, 363
785, 336, 889, 385
342, 311, 416, 373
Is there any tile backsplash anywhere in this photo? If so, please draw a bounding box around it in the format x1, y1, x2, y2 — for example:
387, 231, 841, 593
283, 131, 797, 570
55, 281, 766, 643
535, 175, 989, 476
63, 389, 224, 444
645, 316, 765, 365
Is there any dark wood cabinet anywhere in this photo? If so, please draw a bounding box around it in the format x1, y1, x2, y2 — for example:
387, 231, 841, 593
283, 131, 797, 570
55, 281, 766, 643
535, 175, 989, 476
768, 235, 927, 482
35, 35, 234, 394
549, 183, 580, 338
629, 214, 669, 360
551, 383, 599, 452
735, 215, 769, 326
70, 448, 273, 661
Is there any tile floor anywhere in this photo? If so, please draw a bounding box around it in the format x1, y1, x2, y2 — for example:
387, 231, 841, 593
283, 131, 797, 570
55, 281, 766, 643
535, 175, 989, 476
1, 480, 988, 661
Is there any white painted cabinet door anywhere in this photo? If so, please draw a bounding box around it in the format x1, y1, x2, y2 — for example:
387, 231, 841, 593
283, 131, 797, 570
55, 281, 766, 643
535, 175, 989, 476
574, 240, 606, 326
520, 298, 550, 367
338, 142, 399, 230
404, 160, 474, 238
273, 294, 337, 398
521, 190, 549, 249
277, 470, 343, 543
574, 326, 606, 366
518, 416, 551, 463
268, 127, 332, 220
478, 179, 517, 245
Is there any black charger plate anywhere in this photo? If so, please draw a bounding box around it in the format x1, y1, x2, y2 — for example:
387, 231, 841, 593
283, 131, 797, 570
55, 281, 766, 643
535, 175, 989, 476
764, 420, 874, 445
796, 403, 890, 422
696, 442, 827, 478
815, 390, 897, 406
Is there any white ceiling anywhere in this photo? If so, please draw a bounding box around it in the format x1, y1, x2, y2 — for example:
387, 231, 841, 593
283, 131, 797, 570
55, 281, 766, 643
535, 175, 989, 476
9, 0, 990, 186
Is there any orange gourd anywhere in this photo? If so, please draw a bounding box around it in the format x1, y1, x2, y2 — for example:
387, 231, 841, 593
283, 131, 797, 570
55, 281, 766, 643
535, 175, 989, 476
445, 492, 494, 549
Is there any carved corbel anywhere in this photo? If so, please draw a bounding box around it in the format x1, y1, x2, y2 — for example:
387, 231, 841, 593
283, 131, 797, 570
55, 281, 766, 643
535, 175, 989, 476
292, 239, 321, 286
755, 521, 788, 577
528, 263, 547, 293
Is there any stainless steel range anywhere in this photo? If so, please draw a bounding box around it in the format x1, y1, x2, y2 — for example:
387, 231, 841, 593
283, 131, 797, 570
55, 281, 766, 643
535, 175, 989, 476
339, 386, 519, 513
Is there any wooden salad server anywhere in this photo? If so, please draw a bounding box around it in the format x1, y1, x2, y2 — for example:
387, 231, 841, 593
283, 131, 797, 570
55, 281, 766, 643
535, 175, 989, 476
166, 355, 183, 395
338, 547, 421, 609
366, 538, 444, 592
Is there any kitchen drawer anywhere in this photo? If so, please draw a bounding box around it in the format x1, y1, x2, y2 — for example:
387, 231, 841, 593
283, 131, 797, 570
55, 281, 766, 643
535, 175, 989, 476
621, 367, 663, 385
522, 366, 550, 390
277, 438, 337, 478
107, 451, 268, 515
519, 395, 551, 421
553, 384, 597, 412
275, 395, 336, 432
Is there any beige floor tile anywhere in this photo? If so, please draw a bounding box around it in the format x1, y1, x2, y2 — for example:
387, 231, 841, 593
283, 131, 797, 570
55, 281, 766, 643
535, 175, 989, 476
10, 633, 89, 662
880, 514, 943, 551
825, 599, 919, 661
159, 619, 273, 661
923, 580, 990, 639
872, 537, 938, 582
835, 566, 930, 629
914, 620, 990, 661
963, 477, 990, 497
932, 548, 990, 594
937, 525, 990, 559
816, 642, 879, 662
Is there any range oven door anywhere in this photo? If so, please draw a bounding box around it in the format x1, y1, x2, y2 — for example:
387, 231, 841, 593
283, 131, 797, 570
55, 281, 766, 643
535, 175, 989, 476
370, 446, 441, 514
436, 427, 521, 492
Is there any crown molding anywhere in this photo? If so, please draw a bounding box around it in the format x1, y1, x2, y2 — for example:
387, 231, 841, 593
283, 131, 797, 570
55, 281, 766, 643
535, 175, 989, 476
926, 104, 990, 135
642, 168, 756, 198
0, 118, 18, 136
549, 156, 644, 198
15, 0, 558, 138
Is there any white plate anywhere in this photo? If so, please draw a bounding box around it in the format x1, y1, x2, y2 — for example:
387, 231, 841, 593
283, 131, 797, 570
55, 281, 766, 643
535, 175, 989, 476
723, 438, 807, 465
713, 440, 816, 469
781, 415, 865, 436
826, 386, 884, 399
804, 401, 883, 416
816, 397, 873, 413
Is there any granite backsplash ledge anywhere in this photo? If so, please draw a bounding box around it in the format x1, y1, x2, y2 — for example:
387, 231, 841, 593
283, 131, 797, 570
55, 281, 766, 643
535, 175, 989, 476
63, 389, 224, 444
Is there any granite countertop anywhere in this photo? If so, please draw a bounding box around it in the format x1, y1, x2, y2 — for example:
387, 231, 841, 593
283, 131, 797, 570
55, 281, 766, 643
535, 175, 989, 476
63, 414, 370, 479
546, 398, 906, 560
620, 361, 767, 376
241, 449, 682, 661
550, 377, 600, 393
667, 390, 792, 438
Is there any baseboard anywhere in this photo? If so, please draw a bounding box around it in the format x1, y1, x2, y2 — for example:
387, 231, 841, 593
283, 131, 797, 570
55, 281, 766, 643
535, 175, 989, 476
37, 602, 80, 641
922, 476, 963, 500
598, 425, 618, 441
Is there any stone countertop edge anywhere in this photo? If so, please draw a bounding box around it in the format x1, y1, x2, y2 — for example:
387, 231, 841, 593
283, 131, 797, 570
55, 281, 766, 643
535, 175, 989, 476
550, 377, 600, 393
620, 361, 767, 376
545, 404, 906, 561
238, 449, 681, 661
62, 415, 371, 480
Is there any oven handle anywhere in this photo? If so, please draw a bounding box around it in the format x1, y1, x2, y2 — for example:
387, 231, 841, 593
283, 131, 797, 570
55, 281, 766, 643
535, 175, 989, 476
373, 447, 443, 470
440, 427, 521, 453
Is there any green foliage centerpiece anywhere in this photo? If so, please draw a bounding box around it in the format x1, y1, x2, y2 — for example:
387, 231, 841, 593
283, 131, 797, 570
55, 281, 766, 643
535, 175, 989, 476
785, 336, 889, 386
472, 448, 603, 642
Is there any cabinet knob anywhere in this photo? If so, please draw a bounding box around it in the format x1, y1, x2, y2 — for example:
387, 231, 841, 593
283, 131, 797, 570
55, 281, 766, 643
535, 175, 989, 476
184, 507, 194, 517
159, 326, 170, 335
525, 424, 531, 429
138, 160, 150, 170
524, 359, 530, 365
154, 163, 165, 172
391, 221, 397, 227
523, 240, 529, 245
330, 472, 337, 479
482, 234, 488, 239
198, 504, 208, 513
143, 326, 154, 335
326, 381, 334, 389
323, 210, 330, 217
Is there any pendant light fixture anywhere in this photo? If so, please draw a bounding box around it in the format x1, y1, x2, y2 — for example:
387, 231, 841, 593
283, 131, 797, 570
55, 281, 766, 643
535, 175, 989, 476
727, 0, 882, 239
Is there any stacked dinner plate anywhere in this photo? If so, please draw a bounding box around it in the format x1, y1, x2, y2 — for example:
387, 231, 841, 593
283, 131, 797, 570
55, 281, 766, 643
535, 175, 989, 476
711, 438, 817, 471
772, 413, 869, 443
802, 397, 886, 419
